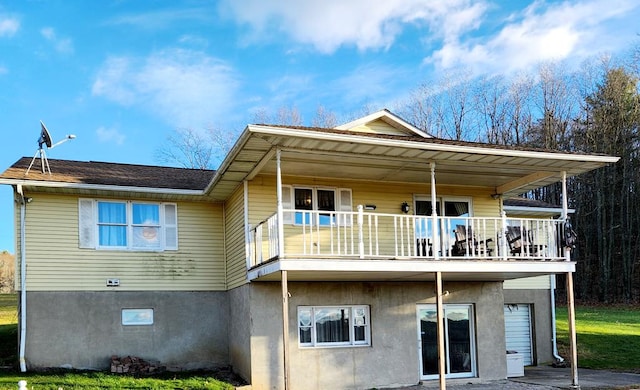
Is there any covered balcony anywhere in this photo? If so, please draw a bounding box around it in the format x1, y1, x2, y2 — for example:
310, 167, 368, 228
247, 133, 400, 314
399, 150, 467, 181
250, 209, 570, 264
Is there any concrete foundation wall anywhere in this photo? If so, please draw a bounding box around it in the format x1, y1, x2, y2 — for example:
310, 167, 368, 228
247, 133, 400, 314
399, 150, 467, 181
503, 288, 554, 364
247, 281, 507, 390
24, 291, 229, 370
228, 285, 252, 382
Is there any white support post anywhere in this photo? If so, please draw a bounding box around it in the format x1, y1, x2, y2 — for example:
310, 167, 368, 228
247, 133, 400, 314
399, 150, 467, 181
435, 271, 446, 390
357, 205, 364, 259
561, 171, 568, 221
281, 270, 290, 390
276, 149, 285, 258
501, 210, 508, 261
430, 162, 439, 259
244, 180, 251, 268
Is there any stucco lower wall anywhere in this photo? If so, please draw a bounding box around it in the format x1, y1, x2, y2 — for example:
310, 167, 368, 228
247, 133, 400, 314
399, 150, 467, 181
503, 288, 554, 365
228, 285, 252, 382
248, 281, 507, 390
24, 291, 229, 370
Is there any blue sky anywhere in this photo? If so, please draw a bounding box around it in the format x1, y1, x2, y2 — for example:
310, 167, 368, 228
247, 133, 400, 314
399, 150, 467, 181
0, 0, 639, 252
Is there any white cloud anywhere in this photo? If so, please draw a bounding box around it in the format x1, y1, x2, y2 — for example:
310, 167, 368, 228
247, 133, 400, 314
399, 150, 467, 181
220, 0, 487, 53
40, 27, 74, 54
92, 49, 240, 128
96, 126, 126, 145
0, 15, 19, 37
426, 0, 640, 75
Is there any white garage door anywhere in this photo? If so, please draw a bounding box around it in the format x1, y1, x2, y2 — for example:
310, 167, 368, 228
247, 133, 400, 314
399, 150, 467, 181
504, 304, 533, 366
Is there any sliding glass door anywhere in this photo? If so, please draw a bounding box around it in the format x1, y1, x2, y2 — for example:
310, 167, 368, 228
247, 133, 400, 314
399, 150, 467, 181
417, 304, 476, 380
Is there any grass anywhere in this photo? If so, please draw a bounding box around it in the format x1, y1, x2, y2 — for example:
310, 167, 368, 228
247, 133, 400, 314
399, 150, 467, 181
556, 305, 640, 372
0, 293, 235, 389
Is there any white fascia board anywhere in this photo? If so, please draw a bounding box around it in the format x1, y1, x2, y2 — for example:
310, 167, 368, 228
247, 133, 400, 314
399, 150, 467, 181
246, 125, 620, 165
504, 206, 575, 215
203, 126, 253, 195
278, 259, 575, 273
0, 178, 204, 196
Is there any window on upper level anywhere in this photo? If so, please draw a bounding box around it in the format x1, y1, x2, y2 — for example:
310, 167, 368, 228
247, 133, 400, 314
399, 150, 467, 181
78, 199, 177, 251
281, 186, 352, 225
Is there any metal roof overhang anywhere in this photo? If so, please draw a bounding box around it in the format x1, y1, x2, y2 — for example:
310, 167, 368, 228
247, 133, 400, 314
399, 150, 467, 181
205, 125, 619, 201
247, 259, 576, 282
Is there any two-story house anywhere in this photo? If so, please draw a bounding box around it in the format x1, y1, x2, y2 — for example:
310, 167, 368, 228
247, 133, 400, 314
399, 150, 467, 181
0, 110, 618, 389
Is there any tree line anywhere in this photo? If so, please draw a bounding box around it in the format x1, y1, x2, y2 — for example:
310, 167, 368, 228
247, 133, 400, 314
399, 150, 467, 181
158, 46, 640, 304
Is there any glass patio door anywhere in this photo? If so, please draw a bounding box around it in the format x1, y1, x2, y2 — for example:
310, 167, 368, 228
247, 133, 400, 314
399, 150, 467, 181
417, 304, 476, 380
415, 197, 471, 255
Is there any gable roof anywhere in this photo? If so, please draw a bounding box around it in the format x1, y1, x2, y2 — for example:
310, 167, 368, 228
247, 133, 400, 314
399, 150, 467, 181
0, 157, 215, 197
334, 109, 431, 138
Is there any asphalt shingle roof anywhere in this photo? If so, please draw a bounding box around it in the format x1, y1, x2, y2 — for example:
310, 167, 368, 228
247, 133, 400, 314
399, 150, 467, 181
0, 157, 215, 191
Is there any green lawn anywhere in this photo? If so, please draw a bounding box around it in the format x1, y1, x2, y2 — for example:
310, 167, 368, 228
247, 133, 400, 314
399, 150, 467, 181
556, 305, 640, 372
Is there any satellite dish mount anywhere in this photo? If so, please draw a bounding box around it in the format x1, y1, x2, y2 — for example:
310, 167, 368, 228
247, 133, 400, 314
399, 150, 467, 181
26, 121, 76, 175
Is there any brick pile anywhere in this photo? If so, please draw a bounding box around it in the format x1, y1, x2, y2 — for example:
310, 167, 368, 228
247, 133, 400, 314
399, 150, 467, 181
110, 355, 164, 375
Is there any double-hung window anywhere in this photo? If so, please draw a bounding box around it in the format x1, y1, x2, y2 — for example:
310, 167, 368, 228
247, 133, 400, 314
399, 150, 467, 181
281, 186, 352, 226
79, 199, 177, 251
298, 305, 370, 347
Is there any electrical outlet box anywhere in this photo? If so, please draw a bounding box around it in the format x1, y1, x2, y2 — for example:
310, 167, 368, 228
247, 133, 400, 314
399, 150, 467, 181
107, 278, 120, 287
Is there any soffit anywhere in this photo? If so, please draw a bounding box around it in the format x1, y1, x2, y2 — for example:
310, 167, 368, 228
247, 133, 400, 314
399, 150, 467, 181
205, 126, 618, 201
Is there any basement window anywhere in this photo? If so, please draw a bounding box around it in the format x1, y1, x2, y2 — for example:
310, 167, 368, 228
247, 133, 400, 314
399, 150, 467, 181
121, 309, 154, 326
298, 305, 370, 348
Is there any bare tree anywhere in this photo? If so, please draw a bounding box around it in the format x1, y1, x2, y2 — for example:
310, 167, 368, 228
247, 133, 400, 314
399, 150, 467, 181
311, 105, 338, 128
0, 251, 15, 293
155, 125, 237, 169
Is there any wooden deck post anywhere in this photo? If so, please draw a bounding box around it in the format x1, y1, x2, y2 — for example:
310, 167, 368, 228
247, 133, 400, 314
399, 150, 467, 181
281, 270, 290, 390
435, 271, 446, 390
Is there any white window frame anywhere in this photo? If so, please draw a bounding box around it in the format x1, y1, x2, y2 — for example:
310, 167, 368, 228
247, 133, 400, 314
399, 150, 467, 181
282, 185, 352, 226
298, 305, 370, 348
79, 199, 178, 251
121, 308, 154, 326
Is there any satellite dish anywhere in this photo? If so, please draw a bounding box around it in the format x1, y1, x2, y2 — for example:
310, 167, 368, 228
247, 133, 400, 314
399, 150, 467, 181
26, 121, 76, 175
38, 121, 53, 149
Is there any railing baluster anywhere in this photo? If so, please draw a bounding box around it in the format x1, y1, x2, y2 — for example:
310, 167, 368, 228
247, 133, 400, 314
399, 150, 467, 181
248, 211, 565, 264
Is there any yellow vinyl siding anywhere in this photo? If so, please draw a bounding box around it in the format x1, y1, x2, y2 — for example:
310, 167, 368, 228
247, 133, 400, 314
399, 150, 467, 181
504, 275, 551, 290
225, 185, 248, 289
246, 175, 501, 257
21, 193, 225, 291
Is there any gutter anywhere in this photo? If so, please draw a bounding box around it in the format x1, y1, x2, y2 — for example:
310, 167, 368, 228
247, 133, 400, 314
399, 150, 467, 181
16, 185, 27, 372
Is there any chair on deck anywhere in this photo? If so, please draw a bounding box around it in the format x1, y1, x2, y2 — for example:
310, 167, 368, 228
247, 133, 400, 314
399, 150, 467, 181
505, 225, 545, 256
451, 225, 493, 256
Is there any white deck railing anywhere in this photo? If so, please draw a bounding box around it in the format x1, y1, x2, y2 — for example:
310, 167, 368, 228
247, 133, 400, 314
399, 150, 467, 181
249, 206, 568, 267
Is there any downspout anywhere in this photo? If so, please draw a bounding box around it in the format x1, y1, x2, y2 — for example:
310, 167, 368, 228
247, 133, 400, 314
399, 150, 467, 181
16, 185, 27, 372
550, 275, 565, 363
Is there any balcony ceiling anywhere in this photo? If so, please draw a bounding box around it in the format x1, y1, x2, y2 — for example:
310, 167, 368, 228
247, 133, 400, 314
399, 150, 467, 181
206, 125, 618, 201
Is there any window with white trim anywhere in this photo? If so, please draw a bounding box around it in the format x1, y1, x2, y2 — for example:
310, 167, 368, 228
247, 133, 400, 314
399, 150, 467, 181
78, 199, 177, 251
298, 305, 370, 347
282, 186, 352, 226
